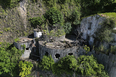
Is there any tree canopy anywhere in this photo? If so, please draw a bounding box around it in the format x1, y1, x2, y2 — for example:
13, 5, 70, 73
19, 61, 33, 77
39, 55, 55, 71
0, 43, 25, 76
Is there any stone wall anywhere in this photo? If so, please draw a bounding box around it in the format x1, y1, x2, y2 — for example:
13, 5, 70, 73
14, 37, 34, 59
38, 41, 86, 62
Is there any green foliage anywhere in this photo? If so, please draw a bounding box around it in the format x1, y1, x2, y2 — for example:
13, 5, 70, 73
42, 0, 56, 7
84, 45, 90, 53
63, 22, 72, 34
52, 55, 77, 75
29, 16, 45, 28
0, 42, 25, 76
40, 54, 108, 77
3, 27, 11, 32
48, 29, 65, 37
58, 0, 66, 4
19, 61, 33, 77
39, 55, 55, 71
95, 44, 105, 52
0, 0, 20, 8
101, 18, 115, 29
44, 7, 63, 25
80, 0, 115, 16
0, 31, 3, 34
70, 10, 80, 25
42, 24, 65, 37
77, 55, 109, 77
100, 29, 113, 42
14, 38, 20, 42
110, 45, 116, 54
96, 18, 115, 43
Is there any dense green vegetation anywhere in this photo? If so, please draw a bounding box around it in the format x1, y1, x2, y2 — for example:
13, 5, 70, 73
84, 45, 90, 54
39, 55, 55, 71
0, 0, 19, 8
40, 55, 109, 77
19, 61, 33, 77
76, 55, 108, 77
80, 0, 115, 16
95, 18, 115, 43
1, 0, 116, 76
29, 16, 45, 28
0, 43, 25, 76
63, 22, 72, 34
52, 55, 77, 75
44, 7, 63, 25
0, 43, 33, 77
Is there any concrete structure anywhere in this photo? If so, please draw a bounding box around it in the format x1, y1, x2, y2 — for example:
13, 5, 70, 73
34, 29, 42, 38
38, 40, 86, 62
14, 37, 34, 59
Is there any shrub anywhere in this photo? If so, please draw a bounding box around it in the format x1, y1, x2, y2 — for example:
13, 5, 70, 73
52, 55, 77, 75
110, 45, 116, 54
96, 18, 115, 43
29, 16, 45, 28
49, 29, 65, 37
101, 18, 115, 29
14, 38, 20, 42
0, 43, 25, 76
84, 45, 90, 53
77, 55, 109, 77
44, 7, 63, 25
19, 61, 33, 77
95, 44, 105, 52
63, 22, 72, 34
0, 0, 20, 8
70, 10, 80, 25
52, 55, 108, 77
42, 0, 56, 7
39, 55, 55, 71
80, 0, 115, 16
58, 0, 66, 4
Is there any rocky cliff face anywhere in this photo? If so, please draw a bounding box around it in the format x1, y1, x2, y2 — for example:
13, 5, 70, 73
78, 15, 106, 46
79, 15, 116, 77
0, 0, 45, 43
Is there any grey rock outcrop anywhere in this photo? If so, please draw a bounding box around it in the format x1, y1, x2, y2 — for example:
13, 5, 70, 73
78, 15, 116, 77
17, 0, 27, 29
78, 15, 106, 46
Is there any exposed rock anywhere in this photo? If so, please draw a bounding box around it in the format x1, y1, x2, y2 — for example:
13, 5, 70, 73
78, 15, 106, 46
77, 15, 116, 77
17, 0, 27, 29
